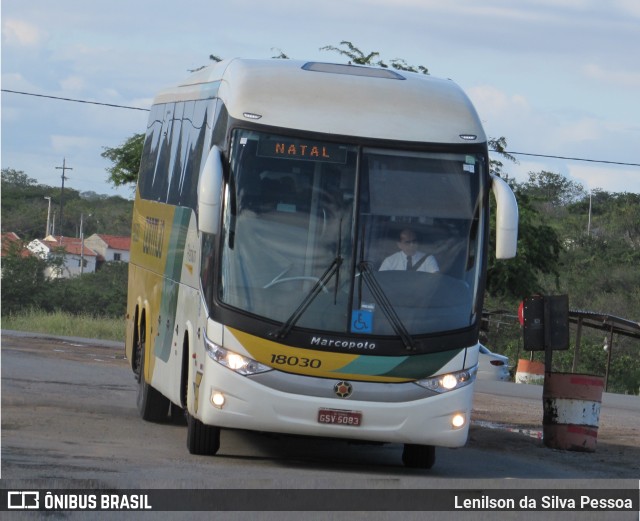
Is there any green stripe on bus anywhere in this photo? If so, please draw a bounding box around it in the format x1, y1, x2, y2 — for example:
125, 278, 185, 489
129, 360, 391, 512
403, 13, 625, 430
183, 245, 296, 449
337, 349, 462, 379
156, 207, 193, 362
165, 207, 192, 281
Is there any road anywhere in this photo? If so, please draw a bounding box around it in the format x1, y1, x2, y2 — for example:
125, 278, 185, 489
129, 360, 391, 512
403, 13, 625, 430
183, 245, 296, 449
1, 330, 638, 516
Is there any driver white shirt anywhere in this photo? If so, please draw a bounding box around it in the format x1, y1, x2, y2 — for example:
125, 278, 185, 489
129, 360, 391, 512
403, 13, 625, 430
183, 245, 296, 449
379, 251, 439, 273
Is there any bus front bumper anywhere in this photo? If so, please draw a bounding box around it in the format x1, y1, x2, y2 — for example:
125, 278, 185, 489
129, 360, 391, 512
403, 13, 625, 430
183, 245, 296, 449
193, 361, 475, 448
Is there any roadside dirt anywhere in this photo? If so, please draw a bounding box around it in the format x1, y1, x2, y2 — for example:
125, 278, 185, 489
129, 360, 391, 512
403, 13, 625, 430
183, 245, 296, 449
471, 391, 640, 478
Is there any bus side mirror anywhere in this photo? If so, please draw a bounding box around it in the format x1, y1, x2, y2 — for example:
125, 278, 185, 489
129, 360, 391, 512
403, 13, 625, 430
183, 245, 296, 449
491, 174, 518, 259
198, 146, 224, 235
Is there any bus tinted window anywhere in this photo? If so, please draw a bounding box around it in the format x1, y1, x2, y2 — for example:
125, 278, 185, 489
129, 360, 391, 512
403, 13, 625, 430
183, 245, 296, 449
138, 104, 164, 200
218, 129, 357, 330
216, 130, 485, 337
139, 100, 214, 209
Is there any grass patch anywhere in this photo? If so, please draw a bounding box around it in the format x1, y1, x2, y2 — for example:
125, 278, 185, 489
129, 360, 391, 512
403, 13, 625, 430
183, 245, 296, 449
2, 309, 125, 342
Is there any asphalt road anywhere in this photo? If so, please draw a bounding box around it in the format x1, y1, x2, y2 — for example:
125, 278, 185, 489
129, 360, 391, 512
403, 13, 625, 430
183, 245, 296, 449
1, 330, 638, 518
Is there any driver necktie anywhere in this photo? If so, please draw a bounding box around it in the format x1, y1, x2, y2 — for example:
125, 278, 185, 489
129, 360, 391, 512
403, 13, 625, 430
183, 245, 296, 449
406, 255, 413, 270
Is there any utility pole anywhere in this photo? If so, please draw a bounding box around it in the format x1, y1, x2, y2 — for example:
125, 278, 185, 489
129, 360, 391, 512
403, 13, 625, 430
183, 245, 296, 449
55, 158, 73, 234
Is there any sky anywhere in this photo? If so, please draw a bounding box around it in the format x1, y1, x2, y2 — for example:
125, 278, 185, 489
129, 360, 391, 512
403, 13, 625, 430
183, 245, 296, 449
2, 0, 640, 200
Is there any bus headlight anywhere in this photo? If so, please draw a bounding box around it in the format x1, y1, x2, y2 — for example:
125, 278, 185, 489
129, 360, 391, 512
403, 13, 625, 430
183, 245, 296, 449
415, 365, 477, 393
204, 335, 272, 376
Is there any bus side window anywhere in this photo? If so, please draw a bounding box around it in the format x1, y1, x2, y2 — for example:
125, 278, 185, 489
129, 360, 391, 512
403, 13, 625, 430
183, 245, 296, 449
183, 100, 213, 210
167, 99, 213, 210
138, 104, 164, 200
165, 101, 184, 204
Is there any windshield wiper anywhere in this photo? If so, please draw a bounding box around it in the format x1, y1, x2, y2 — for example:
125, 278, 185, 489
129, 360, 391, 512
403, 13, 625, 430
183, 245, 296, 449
271, 255, 343, 340
357, 261, 415, 351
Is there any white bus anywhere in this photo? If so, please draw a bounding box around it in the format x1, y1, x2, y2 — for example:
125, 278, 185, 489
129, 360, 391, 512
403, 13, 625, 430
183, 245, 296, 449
125, 58, 518, 469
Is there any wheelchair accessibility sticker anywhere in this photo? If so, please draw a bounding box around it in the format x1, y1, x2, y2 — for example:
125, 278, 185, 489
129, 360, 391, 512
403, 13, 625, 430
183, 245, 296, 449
351, 310, 373, 333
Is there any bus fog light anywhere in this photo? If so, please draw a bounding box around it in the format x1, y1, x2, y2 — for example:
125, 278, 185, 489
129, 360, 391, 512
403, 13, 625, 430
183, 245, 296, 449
211, 390, 225, 408
452, 413, 466, 429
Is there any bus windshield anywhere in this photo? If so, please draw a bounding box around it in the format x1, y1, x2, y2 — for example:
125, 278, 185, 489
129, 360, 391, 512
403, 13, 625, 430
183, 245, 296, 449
217, 129, 485, 338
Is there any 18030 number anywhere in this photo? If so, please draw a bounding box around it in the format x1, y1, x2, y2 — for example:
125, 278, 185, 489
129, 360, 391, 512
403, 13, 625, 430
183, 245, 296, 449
270, 354, 321, 368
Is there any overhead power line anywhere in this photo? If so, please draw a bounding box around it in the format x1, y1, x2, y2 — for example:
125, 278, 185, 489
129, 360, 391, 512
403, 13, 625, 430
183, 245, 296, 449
2, 89, 150, 112
3, 88, 639, 167
500, 150, 640, 168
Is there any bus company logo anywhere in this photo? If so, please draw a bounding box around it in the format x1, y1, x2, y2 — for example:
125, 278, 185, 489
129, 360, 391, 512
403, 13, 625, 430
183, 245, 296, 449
334, 381, 353, 398
7, 491, 39, 509
310, 336, 376, 350
143, 217, 165, 258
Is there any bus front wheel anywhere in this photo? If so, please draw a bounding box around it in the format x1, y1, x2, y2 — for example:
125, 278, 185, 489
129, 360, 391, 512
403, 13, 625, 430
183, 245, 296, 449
186, 412, 221, 456
402, 443, 436, 469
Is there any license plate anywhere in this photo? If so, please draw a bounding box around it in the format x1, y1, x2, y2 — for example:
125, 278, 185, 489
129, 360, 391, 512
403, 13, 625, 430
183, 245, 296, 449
317, 408, 362, 427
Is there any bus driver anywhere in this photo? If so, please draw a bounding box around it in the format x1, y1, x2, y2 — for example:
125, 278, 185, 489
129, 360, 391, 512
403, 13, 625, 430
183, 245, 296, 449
379, 228, 439, 273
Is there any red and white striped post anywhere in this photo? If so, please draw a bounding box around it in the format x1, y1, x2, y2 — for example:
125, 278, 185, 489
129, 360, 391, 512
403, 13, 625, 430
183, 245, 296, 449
542, 372, 604, 452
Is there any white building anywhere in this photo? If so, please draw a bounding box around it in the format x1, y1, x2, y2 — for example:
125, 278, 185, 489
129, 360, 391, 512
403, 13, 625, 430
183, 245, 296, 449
84, 234, 131, 266
28, 236, 98, 278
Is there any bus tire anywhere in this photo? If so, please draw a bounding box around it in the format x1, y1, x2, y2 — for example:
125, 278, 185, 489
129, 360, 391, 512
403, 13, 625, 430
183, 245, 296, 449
186, 412, 221, 456
135, 322, 170, 422
402, 443, 436, 469
171, 403, 187, 425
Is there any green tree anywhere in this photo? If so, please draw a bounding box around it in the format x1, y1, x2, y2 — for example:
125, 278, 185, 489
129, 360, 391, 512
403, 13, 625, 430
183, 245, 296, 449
41, 261, 128, 317
101, 133, 145, 187
486, 185, 562, 300
320, 40, 382, 66
320, 40, 429, 74
522, 170, 586, 212
2, 167, 133, 239
488, 136, 517, 178
271, 48, 290, 59
1, 168, 59, 239
1, 168, 38, 187
1, 240, 127, 319
484, 139, 562, 301
609, 193, 640, 247
1, 240, 49, 314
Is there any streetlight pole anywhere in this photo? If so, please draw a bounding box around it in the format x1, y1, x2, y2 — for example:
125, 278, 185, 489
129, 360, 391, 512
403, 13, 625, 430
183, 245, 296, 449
80, 213, 85, 275
44, 196, 52, 237
587, 191, 592, 236
79, 213, 92, 275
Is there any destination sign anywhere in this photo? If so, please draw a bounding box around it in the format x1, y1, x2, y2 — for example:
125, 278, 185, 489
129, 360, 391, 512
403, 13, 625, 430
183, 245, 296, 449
257, 139, 348, 163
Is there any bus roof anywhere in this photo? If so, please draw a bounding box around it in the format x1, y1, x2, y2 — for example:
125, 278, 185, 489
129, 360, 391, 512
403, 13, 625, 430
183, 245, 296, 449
153, 58, 486, 145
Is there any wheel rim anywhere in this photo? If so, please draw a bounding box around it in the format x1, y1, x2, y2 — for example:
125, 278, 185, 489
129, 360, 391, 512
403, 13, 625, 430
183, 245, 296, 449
135, 323, 145, 383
